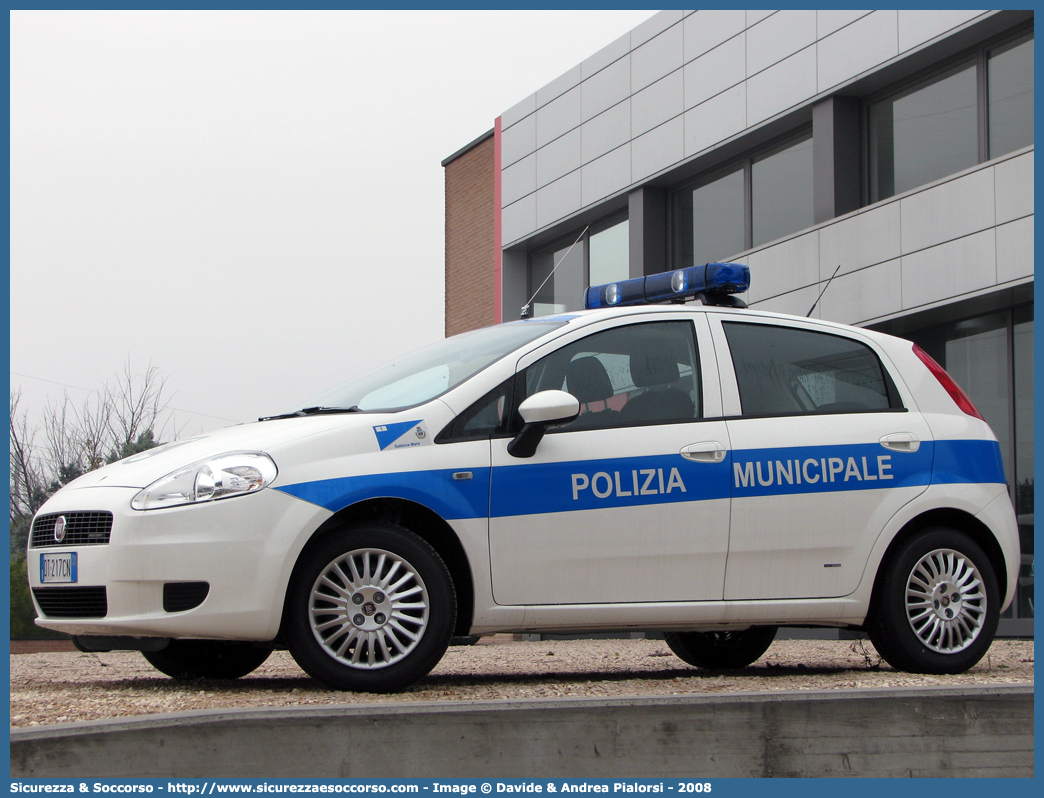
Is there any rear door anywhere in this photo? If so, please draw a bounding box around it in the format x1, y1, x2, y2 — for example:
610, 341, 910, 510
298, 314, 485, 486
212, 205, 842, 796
711, 317, 934, 600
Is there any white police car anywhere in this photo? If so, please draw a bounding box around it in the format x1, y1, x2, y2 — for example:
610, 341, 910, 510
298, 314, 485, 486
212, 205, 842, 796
28, 264, 1020, 692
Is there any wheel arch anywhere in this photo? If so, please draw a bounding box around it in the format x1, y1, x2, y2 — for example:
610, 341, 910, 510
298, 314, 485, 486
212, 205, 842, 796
280, 497, 475, 640
869, 508, 1008, 609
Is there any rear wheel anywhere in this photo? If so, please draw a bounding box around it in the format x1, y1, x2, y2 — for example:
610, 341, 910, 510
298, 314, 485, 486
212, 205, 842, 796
143, 640, 272, 680
286, 522, 456, 692
665, 626, 777, 669
867, 527, 999, 674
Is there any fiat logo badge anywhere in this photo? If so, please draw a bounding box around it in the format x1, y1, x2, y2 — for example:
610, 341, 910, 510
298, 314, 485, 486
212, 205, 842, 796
54, 516, 67, 543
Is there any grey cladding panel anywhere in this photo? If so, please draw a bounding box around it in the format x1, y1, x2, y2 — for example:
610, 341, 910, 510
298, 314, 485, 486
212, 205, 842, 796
537, 87, 582, 149
631, 71, 684, 139
631, 117, 684, 182
684, 34, 745, 110
631, 10, 685, 49
582, 145, 632, 206
502, 114, 536, 168
537, 65, 582, 108
582, 57, 631, 122
536, 129, 582, 188
684, 9, 746, 62
581, 101, 631, 164
746, 9, 816, 76
631, 23, 684, 93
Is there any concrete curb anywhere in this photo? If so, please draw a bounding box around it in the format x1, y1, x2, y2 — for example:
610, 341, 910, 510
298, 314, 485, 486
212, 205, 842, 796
11, 684, 1033, 778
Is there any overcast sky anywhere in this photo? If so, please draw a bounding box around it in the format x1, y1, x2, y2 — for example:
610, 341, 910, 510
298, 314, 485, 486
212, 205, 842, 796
10, 9, 655, 439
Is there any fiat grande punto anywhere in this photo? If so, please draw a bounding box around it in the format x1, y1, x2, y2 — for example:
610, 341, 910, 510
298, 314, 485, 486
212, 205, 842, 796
28, 264, 1020, 692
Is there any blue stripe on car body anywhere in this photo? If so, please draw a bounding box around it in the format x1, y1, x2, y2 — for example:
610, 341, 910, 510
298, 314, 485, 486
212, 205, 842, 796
274, 439, 1004, 519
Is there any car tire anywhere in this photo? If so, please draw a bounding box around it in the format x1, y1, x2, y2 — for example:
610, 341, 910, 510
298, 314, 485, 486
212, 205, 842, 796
143, 640, 273, 680
286, 522, 456, 693
664, 626, 777, 669
867, 527, 999, 674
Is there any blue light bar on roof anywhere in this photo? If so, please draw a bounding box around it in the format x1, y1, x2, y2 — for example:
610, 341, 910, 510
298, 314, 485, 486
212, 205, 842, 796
584, 263, 750, 309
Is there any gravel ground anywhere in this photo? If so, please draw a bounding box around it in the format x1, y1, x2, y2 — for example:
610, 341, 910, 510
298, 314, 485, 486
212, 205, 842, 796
10, 636, 1033, 728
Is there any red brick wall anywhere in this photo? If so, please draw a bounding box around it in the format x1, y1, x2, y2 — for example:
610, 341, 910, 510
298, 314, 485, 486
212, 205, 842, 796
444, 135, 496, 337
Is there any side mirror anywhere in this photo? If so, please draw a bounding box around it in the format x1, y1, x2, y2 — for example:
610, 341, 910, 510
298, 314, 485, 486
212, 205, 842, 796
507, 390, 580, 458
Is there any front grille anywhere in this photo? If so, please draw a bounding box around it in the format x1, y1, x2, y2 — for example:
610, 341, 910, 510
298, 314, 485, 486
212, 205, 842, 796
33, 586, 108, 618
31, 512, 113, 548
163, 582, 210, 612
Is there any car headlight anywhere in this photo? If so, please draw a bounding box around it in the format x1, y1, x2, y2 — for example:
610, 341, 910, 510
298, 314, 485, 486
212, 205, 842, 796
131, 452, 278, 511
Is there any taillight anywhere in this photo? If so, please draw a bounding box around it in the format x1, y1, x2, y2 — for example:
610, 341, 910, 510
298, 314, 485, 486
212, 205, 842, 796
912, 344, 985, 420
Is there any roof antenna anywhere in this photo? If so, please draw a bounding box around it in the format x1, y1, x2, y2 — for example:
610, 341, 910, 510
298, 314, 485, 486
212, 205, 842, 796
807, 264, 842, 318
520, 225, 590, 319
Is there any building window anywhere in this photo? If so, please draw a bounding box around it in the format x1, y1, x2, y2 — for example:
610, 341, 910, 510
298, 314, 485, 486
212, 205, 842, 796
989, 35, 1035, 158
588, 218, 629, 288
527, 216, 628, 317
868, 64, 978, 202
868, 30, 1033, 203
674, 169, 745, 270
906, 304, 1034, 621
751, 137, 815, 248
672, 132, 812, 268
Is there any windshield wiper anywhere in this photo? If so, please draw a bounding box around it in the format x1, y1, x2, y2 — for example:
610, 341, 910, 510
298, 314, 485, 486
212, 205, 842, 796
259, 406, 362, 422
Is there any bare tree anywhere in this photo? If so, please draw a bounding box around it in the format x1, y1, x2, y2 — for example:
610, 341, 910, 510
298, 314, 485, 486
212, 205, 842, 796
9, 391, 47, 522
105, 359, 168, 461
9, 360, 175, 554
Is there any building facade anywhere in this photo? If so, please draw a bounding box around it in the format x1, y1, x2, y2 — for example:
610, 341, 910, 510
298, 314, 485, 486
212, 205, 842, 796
444, 9, 1033, 633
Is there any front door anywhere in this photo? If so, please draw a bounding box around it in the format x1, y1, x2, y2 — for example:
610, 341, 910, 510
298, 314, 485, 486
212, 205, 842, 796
487, 317, 733, 605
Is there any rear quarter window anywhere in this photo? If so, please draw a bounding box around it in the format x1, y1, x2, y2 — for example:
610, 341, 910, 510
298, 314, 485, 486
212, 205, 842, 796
723, 321, 901, 417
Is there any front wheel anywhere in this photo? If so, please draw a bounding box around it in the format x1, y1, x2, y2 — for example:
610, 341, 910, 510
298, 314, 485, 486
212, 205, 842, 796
664, 626, 777, 669
867, 527, 999, 674
143, 640, 273, 680
286, 522, 456, 692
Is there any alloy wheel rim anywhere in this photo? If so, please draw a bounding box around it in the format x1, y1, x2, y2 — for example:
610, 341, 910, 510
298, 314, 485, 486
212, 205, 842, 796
309, 548, 429, 670
904, 548, 987, 654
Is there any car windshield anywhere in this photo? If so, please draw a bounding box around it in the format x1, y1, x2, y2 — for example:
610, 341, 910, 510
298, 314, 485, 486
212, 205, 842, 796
298, 320, 567, 413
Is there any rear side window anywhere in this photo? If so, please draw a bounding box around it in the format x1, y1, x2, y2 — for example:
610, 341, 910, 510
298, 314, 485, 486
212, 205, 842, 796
723, 321, 900, 417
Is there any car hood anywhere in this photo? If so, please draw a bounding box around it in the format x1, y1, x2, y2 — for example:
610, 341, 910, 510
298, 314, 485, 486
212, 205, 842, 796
56, 412, 411, 492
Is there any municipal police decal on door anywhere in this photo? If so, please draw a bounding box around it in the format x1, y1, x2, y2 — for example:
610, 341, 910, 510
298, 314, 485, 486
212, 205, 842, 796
372, 420, 431, 451
571, 467, 688, 500
492, 455, 727, 518
730, 442, 935, 498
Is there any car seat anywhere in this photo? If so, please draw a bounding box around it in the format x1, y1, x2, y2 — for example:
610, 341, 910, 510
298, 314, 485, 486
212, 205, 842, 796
619, 340, 694, 424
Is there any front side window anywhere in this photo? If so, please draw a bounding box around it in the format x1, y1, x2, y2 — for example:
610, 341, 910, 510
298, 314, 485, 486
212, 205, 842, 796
522, 321, 701, 432
723, 322, 896, 417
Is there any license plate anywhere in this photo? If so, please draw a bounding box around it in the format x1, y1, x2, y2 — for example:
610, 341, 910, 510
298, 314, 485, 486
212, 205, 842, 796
40, 552, 77, 584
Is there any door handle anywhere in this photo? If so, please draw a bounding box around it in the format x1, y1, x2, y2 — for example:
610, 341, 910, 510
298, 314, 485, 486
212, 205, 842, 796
880, 432, 921, 453
681, 442, 727, 463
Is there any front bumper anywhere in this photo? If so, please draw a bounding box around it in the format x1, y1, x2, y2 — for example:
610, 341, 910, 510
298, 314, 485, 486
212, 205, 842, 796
27, 484, 331, 641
